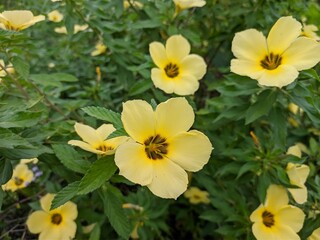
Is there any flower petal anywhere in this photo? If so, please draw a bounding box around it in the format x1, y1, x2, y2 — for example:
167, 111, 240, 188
96, 124, 116, 140
267, 16, 302, 54
180, 54, 207, 80
121, 99, 155, 143
40, 193, 55, 212
20, 15, 45, 30
68, 140, 104, 154
74, 122, 102, 144
39, 226, 62, 240
104, 136, 129, 150
252, 222, 300, 240
231, 29, 268, 61
155, 98, 194, 137
230, 59, 265, 79
166, 35, 190, 62
26, 211, 51, 233
250, 204, 265, 223
173, 74, 200, 95
60, 201, 78, 220
277, 205, 305, 232
149, 42, 168, 68
115, 141, 154, 185
59, 220, 77, 240
151, 68, 176, 94
288, 186, 308, 204
282, 37, 320, 71
265, 185, 288, 212
167, 130, 212, 171
2, 10, 33, 26
147, 159, 188, 199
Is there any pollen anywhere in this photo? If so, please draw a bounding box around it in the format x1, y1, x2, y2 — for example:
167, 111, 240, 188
144, 134, 168, 160
164, 63, 179, 78
262, 210, 275, 228
260, 53, 282, 70
14, 177, 24, 186
96, 143, 113, 152
51, 213, 63, 225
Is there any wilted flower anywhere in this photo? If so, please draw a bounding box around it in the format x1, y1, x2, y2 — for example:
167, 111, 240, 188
149, 35, 207, 95
91, 42, 107, 56
115, 98, 212, 199
250, 184, 305, 240
123, 0, 143, 9
173, 0, 206, 16
308, 227, 320, 240
230, 16, 320, 88
301, 24, 320, 41
68, 122, 128, 155
54, 24, 88, 34
47, 10, 63, 22
1, 163, 33, 192
0, 10, 45, 31
26, 193, 77, 240
184, 187, 210, 204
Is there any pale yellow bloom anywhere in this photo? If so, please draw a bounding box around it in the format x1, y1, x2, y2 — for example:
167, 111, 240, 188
82, 223, 96, 234
287, 144, 302, 158
231, 16, 320, 88
54, 24, 88, 34
91, 42, 107, 56
20, 158, 39, 164
115, 98, 213, 199
250, 184, 305, 240
68, 122, 128, 155
0, 10, 45, 31
173, 0, 206, 16
26, 193, 77, 240
149, 35, 207, 95
123, 0, 143, 9
48, 10, 63, 23
301, 24, 320, 41
183, 187, 210, 204
1, 163, 33, 192
288, 103, 303, 115
308, 228, 320, 240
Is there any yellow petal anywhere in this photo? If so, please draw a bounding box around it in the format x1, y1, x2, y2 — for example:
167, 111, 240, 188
121, 99, 155, 143
256, 64, 299, 88
60, 201, 78, 220
59, 220, 77, 240
115, 141, 154, 185
265, 185, 288, 212
249, 204, 265, 223
39, 226, 62, 240
282, 37, 320, 71
147, 159, 188, 199
267, 16, 302, 54
26, 211, 51, 233
1, 10, 33, 26
230, 59, 265, 79
68, 140, 104, 154
287, 163, 310, 186
20, 14, 45, 30
40, 193, 55, 212
167, 130, 212, 171
288, 186, 308, 204
155, 98, 194, 137
96, 124, 116, 140
180, 54, 207, 80
149, 42, 168, 68
166, 35, 190, 62
151, 68, 176, 94
277, 205, 305, 232
309, 228, 320, 240
74, 122, 102, 145
252, 222, 300, 240
173, 74, 200, 95
104, 136, 129, 150
287, 145, 302, 158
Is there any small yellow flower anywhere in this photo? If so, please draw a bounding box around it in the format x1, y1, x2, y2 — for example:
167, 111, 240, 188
231, 16, 320, 88
301, 24, 320, 41
115, 97, 213, 199
287, 144, 302, 158
48, 10, 63, 23
173, 0, 206, 16
250, 184, 305, 240
20, 158, 39, 164
184, 187, 210, 204
0, 10, 45, 31
149, 35, 207, 95
26, 193, 77, 240
123, 0, 143, 9
1, 163, 33, 192
308, 227, 320, 240
68, 122, 128, 155
54, 24, 88, 34
288, 103, 303, 115
91, 42, 107, 56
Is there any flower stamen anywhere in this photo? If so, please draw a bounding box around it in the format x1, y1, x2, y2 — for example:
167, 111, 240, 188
144, 134, 168, 160
262, 210, 275, 228
51, 213, 63, 225
164, 63, 179, 78
260, 53, 282, 70
96, 144, 113, 152
14, 177, 24, 186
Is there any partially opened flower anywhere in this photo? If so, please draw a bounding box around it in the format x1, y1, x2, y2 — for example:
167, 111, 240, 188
26, 193, 77, 240
149, 35, 207, 95
91, 42, 107, 56
173, 0, 206, 16
231, 16, 320, 88
68, 122, 128, 155
1, 163, 33, 192
301, 24, 320, 41
308, 227, 320, 240
0, 10, 45, 31
184, 187, 210, 204
48, 10, 63, 23
115, 97, 212, 199
250, 184, 305, 240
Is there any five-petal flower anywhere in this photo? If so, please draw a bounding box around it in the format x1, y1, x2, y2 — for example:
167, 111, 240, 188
1, 163, 33, 192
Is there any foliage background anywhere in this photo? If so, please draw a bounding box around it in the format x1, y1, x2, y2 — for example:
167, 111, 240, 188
0, 0, 319, 239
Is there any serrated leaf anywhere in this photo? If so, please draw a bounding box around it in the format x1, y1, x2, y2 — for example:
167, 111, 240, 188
77, 156, 117, 195
82, 106, 122, 128
107, 128, 128, 139
0, 128, 33, 148
0, 159, 13, 184
0, 112, 42, 128
128, 80, 153, 96
12, 56, 30, 79
51, 181, 80, 210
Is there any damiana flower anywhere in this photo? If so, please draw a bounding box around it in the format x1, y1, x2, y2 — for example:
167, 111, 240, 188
115, 97, 212, 199
68, 122, 128, 155
149, 35, 207, 95
0, 10, 45, 31
91, 42, 107, 56
48, 10, 63, 23
308, 227, 320, 240
54, 24, 88, 34
230, 16, 320, 88
123, 0, 143, 9
173, 0, 206, 16
184, 187, 210, 204
301, 24, 320, 41
26, 193, 77, 240
1, 163, 33, 191
250, 184, 305, 240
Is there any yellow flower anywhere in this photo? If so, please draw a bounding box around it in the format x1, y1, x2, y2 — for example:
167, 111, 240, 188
250, 184, 305, 240
54, 24, 88, 34
91, 42, 107, 56
308, 227, 320, 240
230, 16, 320, 88
0, 59, 7, 78
123, 0, 144, 9
68, 122, 128, 155
0, 10, 45, 31
48, 10, 63, 23
26, 193, 77, 240
173, 0, 206, 16
20, 158, 39, 164
149, 35, 207, 95
1, 163, 33, 192
183, 187, 210, 204
115, 97, 213, 199
287, 144, 302, 158
301, 24, 320, 41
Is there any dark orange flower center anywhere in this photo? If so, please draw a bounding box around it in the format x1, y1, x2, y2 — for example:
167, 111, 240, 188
164, 63, 179, 78
51, 213, 63, 225
260, 53, 282, 70
14, 177, 24, 186
144, 134, 168, 160
262, 210, 275, 228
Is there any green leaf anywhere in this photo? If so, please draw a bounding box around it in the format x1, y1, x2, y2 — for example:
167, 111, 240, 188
269, 107, 287, 150
51, 181, 80, 210
52, 144, 91, 174
77, 156, 117, 195
128, 80, 153, 96
245, 89, 278, 124
12, 56, 30, 79
236, 161, 260, 179
0, 187, 4, 211
81, 106, 122, 128
0, 112, 42, 128
0, 128, 33, 148
0, 159, 13, 184
89, 224, 101, 240
131, 19, 162, 29
107, 128, 128, 139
